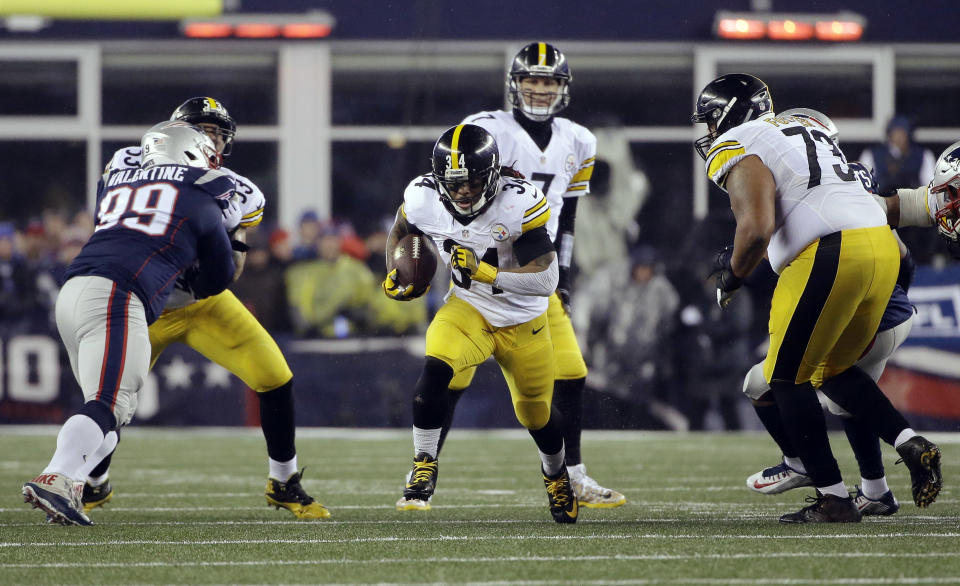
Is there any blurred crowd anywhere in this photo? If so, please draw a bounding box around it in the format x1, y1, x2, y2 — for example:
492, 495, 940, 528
2, 115, 956, 432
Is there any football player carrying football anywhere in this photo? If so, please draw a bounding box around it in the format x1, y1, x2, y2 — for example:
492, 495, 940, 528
383, 123, 578, 523
693, 74, 941, 522
22, 122, 236, 525
427, 42, 623, 508
78, 98, 329, 520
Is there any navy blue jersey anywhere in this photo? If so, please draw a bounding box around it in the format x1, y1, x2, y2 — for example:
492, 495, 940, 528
878, 283, 914, 332
66, 164, 236, 324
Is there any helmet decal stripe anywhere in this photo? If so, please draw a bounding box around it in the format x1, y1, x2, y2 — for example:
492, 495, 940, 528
450, 125, 464, 169
206, 97, 218, 110
538, 42, 547, 66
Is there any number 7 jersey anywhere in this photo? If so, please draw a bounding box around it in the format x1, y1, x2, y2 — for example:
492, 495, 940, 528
401, 174, 551, 327
704, 115, 888, 273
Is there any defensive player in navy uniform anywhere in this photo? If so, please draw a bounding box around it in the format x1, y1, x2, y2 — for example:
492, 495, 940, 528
78, 97, 329, 520
384, 124, 578, 523
22, 122, 235, 525
425, 42, 622, 508
692, 74, 941, 522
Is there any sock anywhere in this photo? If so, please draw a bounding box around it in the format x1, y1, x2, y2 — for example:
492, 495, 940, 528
894, 428, 917, 449
818, 481, 849, 499
528, 408, 565, 463
770, 381, 842, 487
412, 358, 454, 430
751, 396, 800, 458
43, 414, 107, 479
269, 456, 298, 481
258, 380, 296, 463
841, 416, 885, 480
437, 387, 466, 455
783, 456, 807, 474
552, 378, 584, 466
412, 426, 441, 459
820, 366, 912, 446
76, 430, 119, 480
87, 472, 110, 487
539, 445, 566, 477
861, 477, 891, 499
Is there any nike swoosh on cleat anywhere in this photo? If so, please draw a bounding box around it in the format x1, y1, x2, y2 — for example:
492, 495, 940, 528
753, 480, 780, 489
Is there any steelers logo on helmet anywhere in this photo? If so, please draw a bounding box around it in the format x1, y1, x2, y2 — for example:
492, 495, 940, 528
508, 42, 572, 122
431, 124, 502, 222
170, 96, 237, 156
691, 73, 773, 160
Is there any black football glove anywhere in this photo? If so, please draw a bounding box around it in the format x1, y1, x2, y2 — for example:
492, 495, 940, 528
557, 266, 572, 315
710, 245, 744, 309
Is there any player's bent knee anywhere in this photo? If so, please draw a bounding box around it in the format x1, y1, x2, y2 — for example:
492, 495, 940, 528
515, 400, 550, 430
817, 390, 851, 417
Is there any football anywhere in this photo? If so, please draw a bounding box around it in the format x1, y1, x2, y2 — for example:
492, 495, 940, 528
392, 233, 438, 297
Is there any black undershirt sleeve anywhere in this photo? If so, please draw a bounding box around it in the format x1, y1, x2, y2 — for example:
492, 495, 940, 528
515, 226, 555, 266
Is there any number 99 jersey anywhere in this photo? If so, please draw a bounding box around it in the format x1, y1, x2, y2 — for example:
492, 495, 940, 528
104, 146, 265, 229
704, 114, 888, 273
401, 173, 551, 328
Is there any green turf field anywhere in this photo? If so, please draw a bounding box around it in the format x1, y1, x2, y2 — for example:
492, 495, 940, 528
1, 427, 957, 585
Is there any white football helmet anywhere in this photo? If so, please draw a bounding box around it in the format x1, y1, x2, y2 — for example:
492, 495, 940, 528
930, 140, 960, 247
781, 108, 839, 142
140, 121, 221, 169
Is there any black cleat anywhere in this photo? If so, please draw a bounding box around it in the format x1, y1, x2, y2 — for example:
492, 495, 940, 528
81, 480, 114, 513
779, 491, 862, 524
896, 436, 942, 508
265, 468, 331, 519
396, 453, 438, 511
543, 466, 578, 524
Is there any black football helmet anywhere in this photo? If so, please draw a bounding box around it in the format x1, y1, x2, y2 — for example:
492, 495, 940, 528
508, 42, 571, 121
170, 97, 237, 156
691, 73, 773, 160
431, 124, 501, 220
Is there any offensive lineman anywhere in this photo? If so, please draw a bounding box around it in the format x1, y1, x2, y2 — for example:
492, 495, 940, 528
741, 109, 916, 516
383, 124, 579, 523
693, 74, 941, 522
429, 42, 623, 508
22, 122, 235, 525
78, 98, 329, 520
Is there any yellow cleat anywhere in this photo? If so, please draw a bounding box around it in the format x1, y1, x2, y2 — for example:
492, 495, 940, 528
265, 468, 331, 519
81, 480, 114, 513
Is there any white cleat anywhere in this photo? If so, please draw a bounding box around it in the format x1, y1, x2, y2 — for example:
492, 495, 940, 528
567, 463, 626, 508
746, 459, 814, 495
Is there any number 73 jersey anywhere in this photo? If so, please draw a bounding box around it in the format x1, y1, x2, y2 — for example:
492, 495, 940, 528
704, 115, 888, 273
401, 174, 551, 328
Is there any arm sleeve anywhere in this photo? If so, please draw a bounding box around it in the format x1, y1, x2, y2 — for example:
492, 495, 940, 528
555, 197, 578, 269
896, 186, 935, 227
191, 211, 236, 299
493, 256, 559, 297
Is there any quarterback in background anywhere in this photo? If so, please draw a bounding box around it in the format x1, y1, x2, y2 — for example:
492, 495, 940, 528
79, 97, 329, 520
435, 42, 622, 508
383, 123, 578, 523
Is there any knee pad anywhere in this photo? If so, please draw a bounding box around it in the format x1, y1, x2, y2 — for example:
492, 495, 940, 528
514, 399, 551, 430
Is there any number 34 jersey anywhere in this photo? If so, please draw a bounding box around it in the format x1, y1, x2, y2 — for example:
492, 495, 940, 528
401, 174, 551, 328
705, 115, 888, 273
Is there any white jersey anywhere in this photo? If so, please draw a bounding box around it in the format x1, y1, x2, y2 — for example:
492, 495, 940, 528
705, 115, 887, 273
460, 110, 595, 241
402, 173, 551, 327
104, 146, 265, 228
104, 146, 266, 308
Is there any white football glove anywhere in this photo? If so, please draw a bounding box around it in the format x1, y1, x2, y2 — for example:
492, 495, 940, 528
221, 195, 243, 231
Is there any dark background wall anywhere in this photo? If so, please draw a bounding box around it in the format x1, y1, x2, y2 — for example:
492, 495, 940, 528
4, 1, 950, 43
